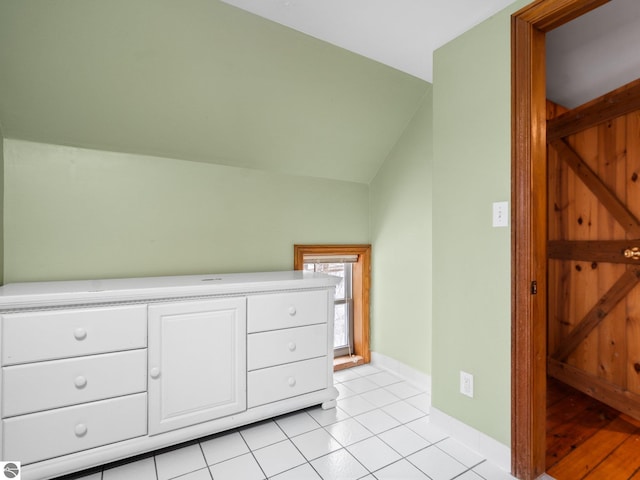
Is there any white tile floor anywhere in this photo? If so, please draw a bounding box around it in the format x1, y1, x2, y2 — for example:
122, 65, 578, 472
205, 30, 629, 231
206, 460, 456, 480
63, 365, 516, 480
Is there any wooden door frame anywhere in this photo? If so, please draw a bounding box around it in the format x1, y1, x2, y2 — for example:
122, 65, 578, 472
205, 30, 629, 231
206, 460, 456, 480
511, 1, 610, 478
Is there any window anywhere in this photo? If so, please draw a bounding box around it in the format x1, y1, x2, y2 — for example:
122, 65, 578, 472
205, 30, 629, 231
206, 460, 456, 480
294, 245, 371, 370
303, 261, 354, 356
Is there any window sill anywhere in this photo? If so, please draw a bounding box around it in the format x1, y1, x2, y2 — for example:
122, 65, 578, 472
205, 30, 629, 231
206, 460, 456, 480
333, 355, 365, 372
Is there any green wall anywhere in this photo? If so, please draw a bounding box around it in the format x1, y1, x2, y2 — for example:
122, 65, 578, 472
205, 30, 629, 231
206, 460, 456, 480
432, 0, 527, 446
370, 89, 433, 374
0, 126, 4, 285
3, 139, 369, 283
0, 0, 532, 451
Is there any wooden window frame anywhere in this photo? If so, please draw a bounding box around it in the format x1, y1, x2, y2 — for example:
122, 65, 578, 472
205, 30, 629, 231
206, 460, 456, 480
294, 244, 371, 371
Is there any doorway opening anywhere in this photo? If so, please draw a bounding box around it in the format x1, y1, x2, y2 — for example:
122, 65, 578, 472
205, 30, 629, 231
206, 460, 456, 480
511, 0, 640, 477
545, 81, 640, 477
511, 1, 612, 479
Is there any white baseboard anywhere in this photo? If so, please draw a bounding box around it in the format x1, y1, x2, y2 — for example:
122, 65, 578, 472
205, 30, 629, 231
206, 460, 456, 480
370, 351, 432, 394
370, 351, 511, 473
430, 407, 511, 472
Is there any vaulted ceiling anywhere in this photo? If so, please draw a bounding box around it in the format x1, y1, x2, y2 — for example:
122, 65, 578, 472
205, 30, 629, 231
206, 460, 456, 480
0, 0, 516, 185
219, 0, 516, 82
3, 0, 633, 184
0, 0, 431, 184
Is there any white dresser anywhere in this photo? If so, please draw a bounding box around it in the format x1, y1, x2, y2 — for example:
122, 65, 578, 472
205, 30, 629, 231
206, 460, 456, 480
0, 271, 339, 480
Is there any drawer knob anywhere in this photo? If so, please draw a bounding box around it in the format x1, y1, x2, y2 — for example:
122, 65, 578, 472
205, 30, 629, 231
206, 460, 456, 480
288, 342, 297, 352
74, 376, 88, 389
150, 367, 161, 379
73, 328, 87, 341
288, 377, 296, 387
75, 423, 88, 437
288, 306, 297, 316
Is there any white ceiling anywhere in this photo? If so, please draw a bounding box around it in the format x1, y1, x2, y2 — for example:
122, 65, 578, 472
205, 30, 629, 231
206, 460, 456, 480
220, 0, 517, 82
222, 0, 640, 107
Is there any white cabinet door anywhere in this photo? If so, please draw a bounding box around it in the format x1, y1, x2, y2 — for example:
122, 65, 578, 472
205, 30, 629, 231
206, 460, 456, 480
148, 298, 246, 435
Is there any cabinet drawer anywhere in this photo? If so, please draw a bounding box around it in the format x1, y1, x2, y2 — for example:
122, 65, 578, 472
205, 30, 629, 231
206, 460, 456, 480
3, 350, 147, 417
248, 290, 328, 333
3, 393, 147, 465
248, 357, 328, 408
248, 324, 327, 371
1, 305, 147, 365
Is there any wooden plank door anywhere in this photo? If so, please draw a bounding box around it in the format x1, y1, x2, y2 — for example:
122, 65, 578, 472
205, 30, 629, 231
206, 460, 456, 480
547, 79, 640, 420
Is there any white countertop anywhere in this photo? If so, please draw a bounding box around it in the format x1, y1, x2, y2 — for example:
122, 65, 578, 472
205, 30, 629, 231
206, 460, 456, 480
0, 271, 340, 310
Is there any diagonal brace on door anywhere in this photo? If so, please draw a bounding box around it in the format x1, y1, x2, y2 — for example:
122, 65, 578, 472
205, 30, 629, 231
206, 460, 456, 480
552, 266, 640, 361
549, 139, 640, 238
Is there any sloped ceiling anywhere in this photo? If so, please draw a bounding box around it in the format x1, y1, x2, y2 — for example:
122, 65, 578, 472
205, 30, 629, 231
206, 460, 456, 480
219, 0, 517, 82
1, 0, 636, 184
0, 0, 429, 184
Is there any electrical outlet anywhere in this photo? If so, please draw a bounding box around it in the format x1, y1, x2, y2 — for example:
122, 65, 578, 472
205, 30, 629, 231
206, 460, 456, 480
460, 371, 474, 398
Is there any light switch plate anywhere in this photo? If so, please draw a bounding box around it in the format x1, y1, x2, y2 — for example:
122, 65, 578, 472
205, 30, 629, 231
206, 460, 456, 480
492, 201, 509, 227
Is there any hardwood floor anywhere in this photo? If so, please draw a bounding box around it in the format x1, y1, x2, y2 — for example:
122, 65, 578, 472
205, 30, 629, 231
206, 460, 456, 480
546, 376, 640, 479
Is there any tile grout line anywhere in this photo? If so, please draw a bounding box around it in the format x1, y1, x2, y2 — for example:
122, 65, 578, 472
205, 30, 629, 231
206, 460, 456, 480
199, 428, 252, 470
432, 438, 487, 474
195, 442, 214, 480
272, 410, 326, 479
469, 460, 492, 480
153, 455, 158, 480
238, 424, 270, 480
